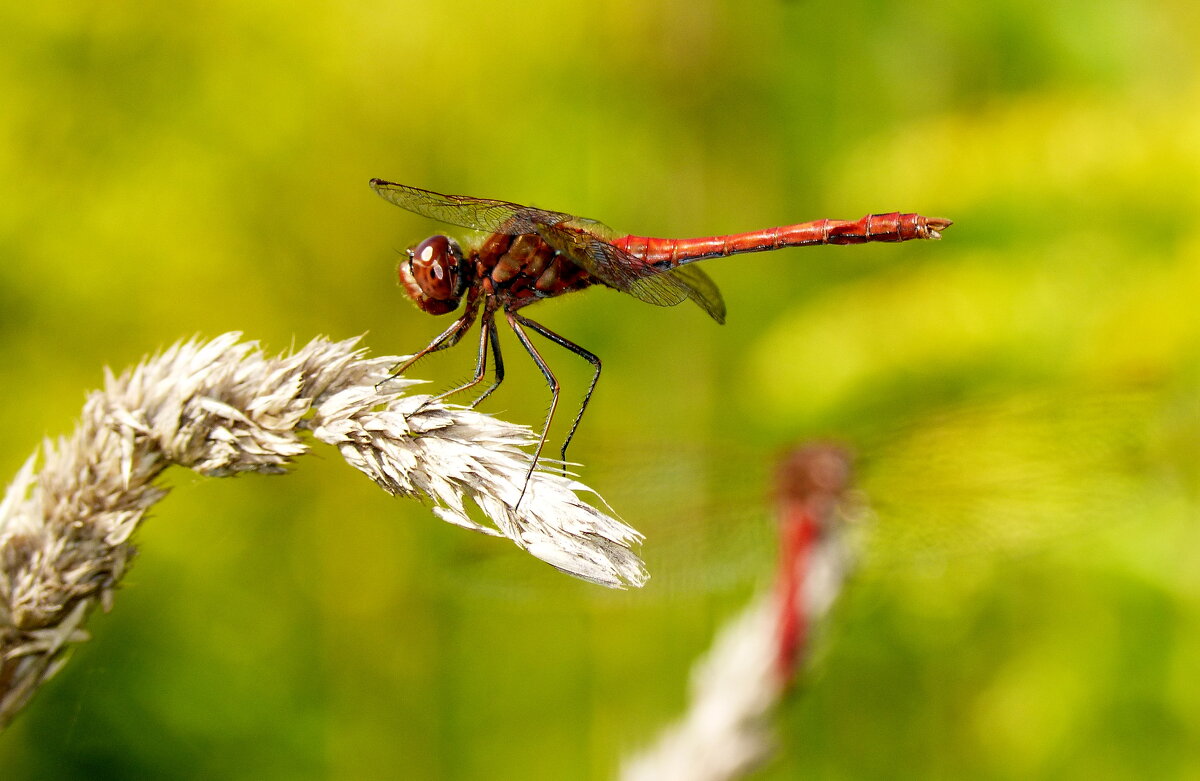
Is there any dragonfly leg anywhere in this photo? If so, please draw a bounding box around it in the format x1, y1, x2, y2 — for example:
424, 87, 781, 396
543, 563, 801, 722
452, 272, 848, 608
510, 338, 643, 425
509, 312, 601, 470
430, 303, 505, 407
504, 311, 561, 509
380, 298, 480, 389
467, 318, 505, 409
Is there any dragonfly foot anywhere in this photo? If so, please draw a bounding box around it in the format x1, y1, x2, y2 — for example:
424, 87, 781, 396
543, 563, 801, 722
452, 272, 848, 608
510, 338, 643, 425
374, 372, 403, 393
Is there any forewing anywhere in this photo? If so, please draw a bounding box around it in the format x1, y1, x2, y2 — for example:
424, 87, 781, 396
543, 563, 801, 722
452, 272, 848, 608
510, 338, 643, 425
370, 180, 574, 235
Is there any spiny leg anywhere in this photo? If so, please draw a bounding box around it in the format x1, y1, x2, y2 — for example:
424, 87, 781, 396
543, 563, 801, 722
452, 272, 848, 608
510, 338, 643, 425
509, 312, 601, 470
431, 302, 502, 406
467, 318, 505, 409
504, 310, 561, 509
381, 294, 481, 387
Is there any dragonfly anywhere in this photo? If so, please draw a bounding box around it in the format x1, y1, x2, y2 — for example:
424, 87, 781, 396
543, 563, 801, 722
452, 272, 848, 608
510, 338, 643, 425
369, 179, 952, 498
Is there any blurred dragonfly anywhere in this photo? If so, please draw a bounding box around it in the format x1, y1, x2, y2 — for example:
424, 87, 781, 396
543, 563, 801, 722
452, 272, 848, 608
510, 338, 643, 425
427, 384, 1194, 604
620, 444, 856, 781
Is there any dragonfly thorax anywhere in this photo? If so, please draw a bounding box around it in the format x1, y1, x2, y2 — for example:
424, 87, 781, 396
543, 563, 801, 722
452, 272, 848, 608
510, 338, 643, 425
401, 235, 470, 315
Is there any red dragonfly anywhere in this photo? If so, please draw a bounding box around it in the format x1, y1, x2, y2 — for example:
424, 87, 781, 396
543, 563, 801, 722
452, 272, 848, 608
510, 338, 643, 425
369, 179, 951, 495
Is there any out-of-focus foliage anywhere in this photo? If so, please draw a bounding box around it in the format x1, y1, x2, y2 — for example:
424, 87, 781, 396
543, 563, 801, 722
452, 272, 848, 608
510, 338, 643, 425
1, 0, 1198, 779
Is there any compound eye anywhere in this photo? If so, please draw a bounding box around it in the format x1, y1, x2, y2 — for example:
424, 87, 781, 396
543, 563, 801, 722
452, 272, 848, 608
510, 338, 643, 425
398, 235, 465, 315
409, 235, 460, 302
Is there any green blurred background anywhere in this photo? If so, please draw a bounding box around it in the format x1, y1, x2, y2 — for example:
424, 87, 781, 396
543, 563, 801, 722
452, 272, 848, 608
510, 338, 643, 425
2, 0, 1199, 778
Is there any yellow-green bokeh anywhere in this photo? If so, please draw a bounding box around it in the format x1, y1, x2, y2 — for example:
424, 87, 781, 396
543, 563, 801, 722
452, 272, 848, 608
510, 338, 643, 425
2, 1, 1199, 779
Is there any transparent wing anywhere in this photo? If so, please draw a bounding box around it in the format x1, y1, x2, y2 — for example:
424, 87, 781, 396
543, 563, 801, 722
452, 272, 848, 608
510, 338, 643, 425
540, 219, 727, 323
660, 265, 727, 324
369, 179, 575, 235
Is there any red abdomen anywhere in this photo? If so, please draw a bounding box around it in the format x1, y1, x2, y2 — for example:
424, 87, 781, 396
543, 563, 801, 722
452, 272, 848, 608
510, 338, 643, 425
614, 213, 952, 268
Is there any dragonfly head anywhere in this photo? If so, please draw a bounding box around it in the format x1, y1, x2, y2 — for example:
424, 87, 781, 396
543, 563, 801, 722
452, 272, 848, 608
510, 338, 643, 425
401, 235, 469, 315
